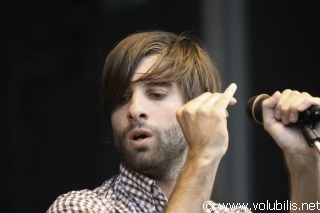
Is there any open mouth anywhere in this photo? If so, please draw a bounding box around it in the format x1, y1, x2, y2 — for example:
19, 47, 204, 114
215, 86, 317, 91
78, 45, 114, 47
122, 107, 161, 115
133, 134, 148, 141
129, 129, 152, 142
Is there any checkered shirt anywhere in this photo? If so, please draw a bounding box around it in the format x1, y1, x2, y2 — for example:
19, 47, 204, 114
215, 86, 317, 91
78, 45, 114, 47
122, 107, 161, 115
47, 164, 167, 213
47, 164, 252, 213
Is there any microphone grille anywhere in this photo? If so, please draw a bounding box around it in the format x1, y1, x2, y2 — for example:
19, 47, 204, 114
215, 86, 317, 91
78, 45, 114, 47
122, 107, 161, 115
246, 94, 269, 125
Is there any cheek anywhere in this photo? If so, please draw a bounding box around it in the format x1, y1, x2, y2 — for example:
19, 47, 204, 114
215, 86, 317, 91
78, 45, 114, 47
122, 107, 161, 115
111, 111, 125, 131
157, 107, 180, 126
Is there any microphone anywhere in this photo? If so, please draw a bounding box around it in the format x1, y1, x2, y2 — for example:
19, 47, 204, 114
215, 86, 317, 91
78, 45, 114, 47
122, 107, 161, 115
247, 94, 320, 155
246, 94, 320, 125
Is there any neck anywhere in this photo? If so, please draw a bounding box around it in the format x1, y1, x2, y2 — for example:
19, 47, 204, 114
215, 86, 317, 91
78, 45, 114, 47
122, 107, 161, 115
155, 179, 177, 199
153, 150, 188, 199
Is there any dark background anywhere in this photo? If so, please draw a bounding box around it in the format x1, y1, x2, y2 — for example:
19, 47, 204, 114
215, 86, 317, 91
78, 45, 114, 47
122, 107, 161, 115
3, 0, 320, 212
250, 0, 319, 205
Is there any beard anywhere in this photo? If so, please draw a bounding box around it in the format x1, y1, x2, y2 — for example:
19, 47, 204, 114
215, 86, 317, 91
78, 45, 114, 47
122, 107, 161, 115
112, 123, 188, 181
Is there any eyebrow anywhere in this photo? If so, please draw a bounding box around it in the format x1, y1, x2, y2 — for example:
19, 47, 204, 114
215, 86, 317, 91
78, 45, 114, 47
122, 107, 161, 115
144, 81, 173, 88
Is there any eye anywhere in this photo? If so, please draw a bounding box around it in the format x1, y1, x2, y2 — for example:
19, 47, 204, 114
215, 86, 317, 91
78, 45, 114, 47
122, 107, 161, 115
118, 94, 131, 105
149, 92, 166, 100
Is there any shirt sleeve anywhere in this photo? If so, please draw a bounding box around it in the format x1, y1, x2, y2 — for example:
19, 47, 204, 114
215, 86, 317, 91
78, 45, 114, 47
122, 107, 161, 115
47, 189, 116, 213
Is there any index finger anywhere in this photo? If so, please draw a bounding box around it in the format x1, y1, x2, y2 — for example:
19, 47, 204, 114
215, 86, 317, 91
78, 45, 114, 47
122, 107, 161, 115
214, 83, 238, 109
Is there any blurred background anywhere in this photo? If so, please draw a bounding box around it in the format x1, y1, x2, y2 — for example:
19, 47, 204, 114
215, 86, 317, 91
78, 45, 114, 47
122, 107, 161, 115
3, 0, 320, 212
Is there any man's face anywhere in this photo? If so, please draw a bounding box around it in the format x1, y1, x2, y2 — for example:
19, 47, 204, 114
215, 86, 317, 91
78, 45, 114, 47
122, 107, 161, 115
111, 55, 187, 179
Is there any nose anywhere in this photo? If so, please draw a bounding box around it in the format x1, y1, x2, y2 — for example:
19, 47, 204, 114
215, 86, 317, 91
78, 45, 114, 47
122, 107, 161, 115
126, 94, 148, 123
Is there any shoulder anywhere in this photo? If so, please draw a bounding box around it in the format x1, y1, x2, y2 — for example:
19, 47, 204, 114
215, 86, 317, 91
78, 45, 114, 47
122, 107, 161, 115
47, 175, 120, 213
47, 189, 116, 213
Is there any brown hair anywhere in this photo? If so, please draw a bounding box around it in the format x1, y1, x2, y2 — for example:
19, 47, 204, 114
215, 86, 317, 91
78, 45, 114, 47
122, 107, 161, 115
101, 31, 221, 120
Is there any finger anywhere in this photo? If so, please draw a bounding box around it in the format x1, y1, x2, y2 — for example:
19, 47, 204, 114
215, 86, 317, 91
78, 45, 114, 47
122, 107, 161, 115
292, 95, 320, 123
200, 94, 237, 114
180, 92, 214, 112
276, 90, 316, 124
296, 95, 320, 111
277, 90, 301, 124
287, 92, 311, 122
274, 89, 293, 118
213, 83, 237, 110
202, 94, 237, 108
177, 92, 216, 120
269, 90, 320, 125
229, 97, 238, 106
193, 93, 229, 119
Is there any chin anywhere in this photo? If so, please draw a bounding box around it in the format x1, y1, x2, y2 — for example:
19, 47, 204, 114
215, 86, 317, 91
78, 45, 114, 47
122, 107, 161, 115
122, 150, 161, 171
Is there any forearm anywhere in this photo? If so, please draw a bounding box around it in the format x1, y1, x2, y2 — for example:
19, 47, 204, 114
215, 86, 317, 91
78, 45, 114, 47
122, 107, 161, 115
165, 152, 222, 213
286, 155, 320, 213
259, 90, 320, 212
168, 83, 236, 212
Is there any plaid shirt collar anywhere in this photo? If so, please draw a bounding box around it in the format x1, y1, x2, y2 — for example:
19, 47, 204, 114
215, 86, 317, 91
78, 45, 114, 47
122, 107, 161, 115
117, 163, 168, 212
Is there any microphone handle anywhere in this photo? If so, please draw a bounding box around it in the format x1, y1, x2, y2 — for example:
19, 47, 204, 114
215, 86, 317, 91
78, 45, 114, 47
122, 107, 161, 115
301, 123, 320, 154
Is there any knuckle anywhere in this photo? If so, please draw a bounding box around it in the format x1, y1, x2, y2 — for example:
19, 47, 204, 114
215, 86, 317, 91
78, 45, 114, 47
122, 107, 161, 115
184, 107, 195, 115
302, 97, 313, 106
289, 90, 300, 96
195, 106, 209, 117
203, 92, 213, 96
301, 92, 311, 97
293, 90, 300, 94
279, 105, 289, 113
180, 106, 195, 117
289, 105, 296, 112
282, 89, 292, 94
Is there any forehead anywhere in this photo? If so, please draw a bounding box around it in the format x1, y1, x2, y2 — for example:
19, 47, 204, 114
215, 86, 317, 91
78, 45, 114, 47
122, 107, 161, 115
128, 55, 183, 97
131, 55, 159, 82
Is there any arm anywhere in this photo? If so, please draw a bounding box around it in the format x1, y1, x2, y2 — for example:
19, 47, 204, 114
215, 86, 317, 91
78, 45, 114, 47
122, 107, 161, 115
262, 90, 320, 213
165, 83, 238, 213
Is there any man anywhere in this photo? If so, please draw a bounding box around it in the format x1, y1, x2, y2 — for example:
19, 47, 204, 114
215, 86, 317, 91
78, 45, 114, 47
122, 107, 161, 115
48, 31, 320, 212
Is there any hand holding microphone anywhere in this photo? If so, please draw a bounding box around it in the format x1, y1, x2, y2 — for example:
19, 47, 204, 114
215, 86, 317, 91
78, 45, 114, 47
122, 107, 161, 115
246, 90, 320, 204
246, 94, 320, 125
246, 92, 320, 155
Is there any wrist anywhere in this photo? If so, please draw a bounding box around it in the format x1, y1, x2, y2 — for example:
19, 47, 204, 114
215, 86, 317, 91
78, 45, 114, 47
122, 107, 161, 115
284, 153, 320, 178
186, 148, 225, 169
